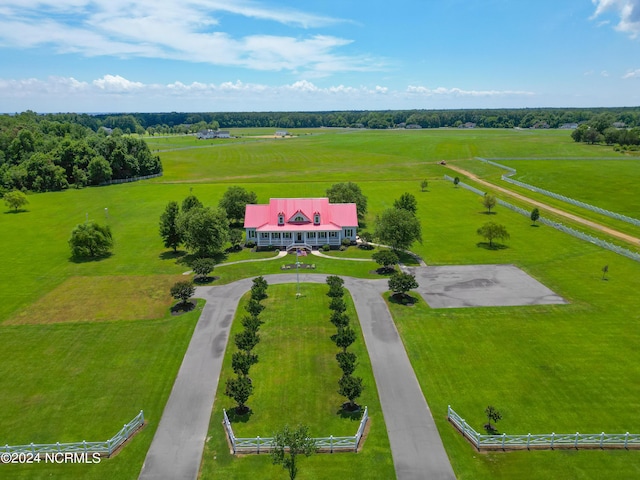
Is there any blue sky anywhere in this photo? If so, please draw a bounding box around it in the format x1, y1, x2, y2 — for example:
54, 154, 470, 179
1, 0, 639, 112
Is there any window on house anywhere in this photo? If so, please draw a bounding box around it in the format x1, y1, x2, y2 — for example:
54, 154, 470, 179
278, 214, 284, 225
319, 232, 327, 238
344, 229, 354, 237
273, 232, 281, 239
260, 233, 269, 239
307, 232, 316, 239
248, 230, 256, 238
314, 214, 320, 224
283, 232, 292, 239
294, 215, 304, 222
329, 232, 337, 238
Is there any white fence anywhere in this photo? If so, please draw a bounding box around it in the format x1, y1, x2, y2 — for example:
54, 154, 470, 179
448, 406, 640, 451
223, 406, 368, 454
476, 157, 640, 228
1, 411, 144, 458
443, 174, 640, 263
99, 172, 162, 186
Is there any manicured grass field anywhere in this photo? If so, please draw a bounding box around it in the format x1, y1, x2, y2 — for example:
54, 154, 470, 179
199, 284, 394, 480
1, 127, 639, 479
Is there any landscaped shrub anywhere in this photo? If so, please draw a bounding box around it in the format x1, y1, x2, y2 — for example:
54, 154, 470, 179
321, 244, 331, 252
341, 237, 352, 247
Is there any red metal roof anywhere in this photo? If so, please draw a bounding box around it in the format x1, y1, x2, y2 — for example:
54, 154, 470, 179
244, 198, 358, 230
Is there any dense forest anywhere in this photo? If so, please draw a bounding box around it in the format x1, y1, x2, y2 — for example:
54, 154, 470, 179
0, 111, 162, 193
2, 107, 640, 194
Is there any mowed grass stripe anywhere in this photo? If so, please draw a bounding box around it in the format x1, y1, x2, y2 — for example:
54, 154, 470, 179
200, 283, 394, 480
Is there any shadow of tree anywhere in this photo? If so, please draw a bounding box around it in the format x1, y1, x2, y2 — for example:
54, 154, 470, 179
68, 252, 113, 264
336, 404, 363, 421
158, 250, 187, 261
3, 209, 29, 214
227, 407, 253, 423
476, 242, 508, 251
388, 293, 418, 306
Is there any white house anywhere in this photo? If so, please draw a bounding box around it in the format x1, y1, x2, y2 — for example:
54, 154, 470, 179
244, 198, 358, 250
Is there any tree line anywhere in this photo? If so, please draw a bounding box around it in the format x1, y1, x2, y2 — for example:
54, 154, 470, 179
0, 112, 162, 193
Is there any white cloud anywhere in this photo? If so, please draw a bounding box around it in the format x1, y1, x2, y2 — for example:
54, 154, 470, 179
0, 0, 372, 76
591, 0, 640, 38
406, 85, 534, 97
601, 70, 610, 76
0, 75, 539, 111
622, 68, 640, 78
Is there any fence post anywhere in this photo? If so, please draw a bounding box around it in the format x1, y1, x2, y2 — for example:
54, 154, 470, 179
526, 434, 531, 450
83, 440, 87, 453
257, 436, 260, 454
56, 442, 61, 453
330, 435, 334, 454
550, 433, 555, 450
501, 433, 506, 450
447, 405, 451, 419
600, 432, 605, 449
574, 432, 579, 449
625, 432, 629, 449
31, 442, 35, 454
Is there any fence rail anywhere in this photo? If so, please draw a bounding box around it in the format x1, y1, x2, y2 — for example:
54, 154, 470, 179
476, 157, 640, 227
223, 407, 368, 454
448, 406, 640, 451
443, 175, 640, 263
1, 411, 144, 458
100, 172, 162, 186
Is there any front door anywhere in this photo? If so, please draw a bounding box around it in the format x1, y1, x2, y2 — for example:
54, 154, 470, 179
296, 232, 303, 242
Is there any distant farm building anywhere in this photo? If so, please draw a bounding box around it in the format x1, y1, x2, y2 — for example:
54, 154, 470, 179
197, 129, 231, 139
275, 130, 290, 137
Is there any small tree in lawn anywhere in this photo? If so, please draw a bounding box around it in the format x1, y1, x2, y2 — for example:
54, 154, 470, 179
225, 376, 253, 415
602, 265, 609, 280
453, 176, 460, 188
420, 179, 428, 192
336, 351, 357, 376
338, 375, 364, 411
231, 351, 258, 377
271, 424, 317, 480
4, 190, 29, 212
484, 405, 502, 434
235, 329, 260, 352
250, 276, 268, 301
170, 281, 196, 308
191, 258, 215, 282
388, 272, 419, 302
333, 326, 357, 352
530, 207, 540, 225
326, 275, 344, 290
477, 222, 510, 248
482, 193, 497, 214
69, 222, 114, 258
330, 312, 350, 329
372, 249, 399, 273
393, 192, 418, 215
241, 315, 263, 333
244, 298, 265, 317
328, 297, 346, 313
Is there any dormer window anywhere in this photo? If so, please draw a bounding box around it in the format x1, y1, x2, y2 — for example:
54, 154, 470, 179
314, 213, 320, 225
278, 213, 284, 225
294, 215, 305, 222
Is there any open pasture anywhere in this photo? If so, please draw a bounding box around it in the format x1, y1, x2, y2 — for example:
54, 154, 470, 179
0, 128, 639, 479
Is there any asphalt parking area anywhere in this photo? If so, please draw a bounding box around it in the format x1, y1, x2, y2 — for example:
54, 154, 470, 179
410, 264, 568, 309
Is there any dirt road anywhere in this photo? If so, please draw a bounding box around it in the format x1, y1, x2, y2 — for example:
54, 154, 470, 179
445, 164, 640, 247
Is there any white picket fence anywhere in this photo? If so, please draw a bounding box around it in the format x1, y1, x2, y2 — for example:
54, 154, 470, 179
443, 174, 640, 263
448, 406, 640, 451
1, 411, 144, 458
223, 407, 368, 454
476, 157, 640, 227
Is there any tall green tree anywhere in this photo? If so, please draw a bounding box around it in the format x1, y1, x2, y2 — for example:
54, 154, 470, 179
420, 179, 428, 192
271, 425, 317, 480
530, 207, 540, 225
87, 155, 112, 185
178, 207, 229, 257
338, 375, 364, 410
191, 258, 215, 281
3, 190, 28, 212
326, 182, 368, 220
393, 192, 418, 215
225, 376, 253, 414
371, 249, 399, 272
181, 194, 203, 213
68, 222, 114, 258
388, 272, 419, 297
374, 208, 422, 251
159, 201, 182, 252
219, 186, 257, 224
170, 281, 196, 307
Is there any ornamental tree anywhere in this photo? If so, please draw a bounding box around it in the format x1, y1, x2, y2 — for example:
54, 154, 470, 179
232, 351, 258, 377
338, 375, 364, 411
477, 222, 510, 248
336, 351, 357, 376
374, 207, 422, 251
271, 425, 317, 480
372, 249, 399, 272
219, 185, 257, 224
235, 329, 260, 352
225, 376, 253, 415
388, 272, 419, 297
69, 221, 114, 258
191, 258, 215, 281
393, 192, 418, 215
530, 207, 540, 225
170, 281, 196, 307
4, 190, 29, 212
482, 193, 497, 213
333, 326, 357, 352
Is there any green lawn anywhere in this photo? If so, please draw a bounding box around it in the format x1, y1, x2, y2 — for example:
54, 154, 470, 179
199, 284, 394, 480
1, 127, 640, 479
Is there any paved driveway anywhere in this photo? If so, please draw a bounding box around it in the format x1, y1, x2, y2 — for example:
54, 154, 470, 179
139, 273, 455, 480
